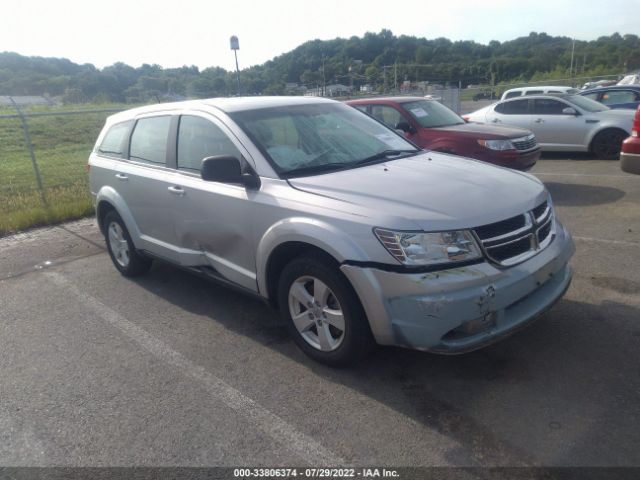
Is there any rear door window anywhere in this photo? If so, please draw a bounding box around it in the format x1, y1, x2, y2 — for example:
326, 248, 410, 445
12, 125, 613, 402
495, 99, 529, 114
129, 116, 171, 166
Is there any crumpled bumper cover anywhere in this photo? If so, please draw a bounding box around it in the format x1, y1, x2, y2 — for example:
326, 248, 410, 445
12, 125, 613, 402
340, 223, 575, 353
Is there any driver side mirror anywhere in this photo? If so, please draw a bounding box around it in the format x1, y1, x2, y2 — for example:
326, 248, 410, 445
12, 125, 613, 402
562, 107, 578, 115
201, 155, 261, 189
395, 121, 417, 135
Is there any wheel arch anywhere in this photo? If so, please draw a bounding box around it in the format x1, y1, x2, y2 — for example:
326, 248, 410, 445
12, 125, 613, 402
588, 126, 630, 153
95, 186, 142, 246
256, 217, 370, 307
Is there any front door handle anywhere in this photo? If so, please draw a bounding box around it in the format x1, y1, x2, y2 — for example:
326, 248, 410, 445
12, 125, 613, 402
168, 186, 185, 196
115, 173, 128, 181
534, 118, 544, 123
492, 118, 501, 123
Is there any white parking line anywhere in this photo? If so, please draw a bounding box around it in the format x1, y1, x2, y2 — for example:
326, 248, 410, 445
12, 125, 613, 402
46, 271, 345, 466
534, 172, 635, 179
573, 236, 639, 247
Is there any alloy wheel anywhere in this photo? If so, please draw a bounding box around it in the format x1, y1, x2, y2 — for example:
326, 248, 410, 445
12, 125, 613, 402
288, 275, 345, 352
108, 221, 130, 268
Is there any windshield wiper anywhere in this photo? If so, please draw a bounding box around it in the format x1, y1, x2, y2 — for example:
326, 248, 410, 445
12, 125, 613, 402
282, 162, 350, 178
353, 149, 419, 166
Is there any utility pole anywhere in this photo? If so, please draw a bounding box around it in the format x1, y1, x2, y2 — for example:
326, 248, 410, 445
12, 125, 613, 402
321, 54, 326, 97
230, 35, 241, 95
383, 66, 387, 93
394, 63, 398, 92
569, 39, 575, 80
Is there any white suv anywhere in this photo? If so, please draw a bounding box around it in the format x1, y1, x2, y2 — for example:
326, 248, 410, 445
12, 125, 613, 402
501, 86, 579, 100
89, 97, 574, 365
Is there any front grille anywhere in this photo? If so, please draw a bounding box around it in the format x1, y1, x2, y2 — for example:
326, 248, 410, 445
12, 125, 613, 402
474, 214, 526, 240
538, 219, 552, 245
532, 200, 548, 220
512, 134, 538, 152
473, 200, 554, 266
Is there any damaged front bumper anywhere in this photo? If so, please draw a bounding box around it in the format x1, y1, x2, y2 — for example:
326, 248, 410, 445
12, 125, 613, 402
340, 222, 575, 353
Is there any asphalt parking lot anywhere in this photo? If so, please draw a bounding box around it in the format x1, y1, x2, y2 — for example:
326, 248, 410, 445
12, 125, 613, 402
0, 155, 639, 469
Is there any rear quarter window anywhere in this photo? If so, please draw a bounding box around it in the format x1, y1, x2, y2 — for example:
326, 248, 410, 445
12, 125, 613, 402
97, 121, 132, 158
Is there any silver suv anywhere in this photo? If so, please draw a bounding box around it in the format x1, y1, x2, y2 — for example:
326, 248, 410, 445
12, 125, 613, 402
89, 97, 574, 366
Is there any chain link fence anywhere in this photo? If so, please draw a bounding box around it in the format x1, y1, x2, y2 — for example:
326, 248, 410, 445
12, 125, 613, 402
0, 101, 123, 236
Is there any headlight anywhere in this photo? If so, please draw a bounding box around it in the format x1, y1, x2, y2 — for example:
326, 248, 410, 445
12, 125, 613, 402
477, 139, 515, 151
374, 228, 483, 266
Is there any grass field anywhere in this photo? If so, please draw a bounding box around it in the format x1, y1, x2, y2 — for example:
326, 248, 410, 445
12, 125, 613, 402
0, 104, 130, 236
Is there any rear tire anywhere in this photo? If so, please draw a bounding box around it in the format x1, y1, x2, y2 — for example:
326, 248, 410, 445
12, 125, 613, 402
104, 211, 152, 277
591, 129, 628, 160
278, 253, 375, 367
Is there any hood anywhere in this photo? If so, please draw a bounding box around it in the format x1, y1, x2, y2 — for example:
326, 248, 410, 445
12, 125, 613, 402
434, 122, 532, 139
288, 151, 547, 231
465, 105, 493, 121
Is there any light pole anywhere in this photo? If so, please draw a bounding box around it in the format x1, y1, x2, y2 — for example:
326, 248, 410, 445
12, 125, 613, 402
230, 35, 241, 95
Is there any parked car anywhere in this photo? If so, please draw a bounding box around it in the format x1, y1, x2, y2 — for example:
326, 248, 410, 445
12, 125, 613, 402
581, 80, 618, 89
89, 97, 574, 366
501, 86, 579, 100
621, 105, 640, 174
617, 74, 640, 86
464, 94, 634, 159
472, 89, 496, 101
346, 97, 539, 170
579, 85, 640, 110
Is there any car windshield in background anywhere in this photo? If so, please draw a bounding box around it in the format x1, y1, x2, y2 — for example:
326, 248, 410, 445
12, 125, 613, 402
231, 103, 419, 177
566, 95, 610, 112
402, 100, 465, 128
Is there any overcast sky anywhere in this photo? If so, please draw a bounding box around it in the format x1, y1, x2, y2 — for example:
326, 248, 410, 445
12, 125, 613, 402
3, 0, 638, 71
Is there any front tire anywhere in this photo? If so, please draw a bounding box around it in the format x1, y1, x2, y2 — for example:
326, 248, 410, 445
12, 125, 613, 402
591, 129, 628, 160
278, 254, 375, 366
104, 211, 152, 277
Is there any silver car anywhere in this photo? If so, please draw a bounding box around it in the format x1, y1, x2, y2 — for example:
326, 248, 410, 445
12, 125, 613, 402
89, 97, 574, 366
465, 94, 634, 159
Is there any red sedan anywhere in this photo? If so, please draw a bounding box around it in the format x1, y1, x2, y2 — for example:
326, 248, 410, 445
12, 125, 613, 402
347, 97, 540, 170
621, 105, 640, 174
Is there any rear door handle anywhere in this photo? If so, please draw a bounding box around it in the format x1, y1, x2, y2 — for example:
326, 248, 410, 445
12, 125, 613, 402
168, 186, 185, 196
115, 173, 128, 181
534, 118, 544, 123
492, 118, 501, 123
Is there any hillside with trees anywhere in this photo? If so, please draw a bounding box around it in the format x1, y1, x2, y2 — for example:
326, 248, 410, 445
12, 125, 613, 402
1, 31, 638, 103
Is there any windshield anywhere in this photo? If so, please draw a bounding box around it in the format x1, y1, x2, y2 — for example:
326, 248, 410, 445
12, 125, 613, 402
230, 103, 419, 177
566, 95, 610, 112
402, 100, 465, 128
